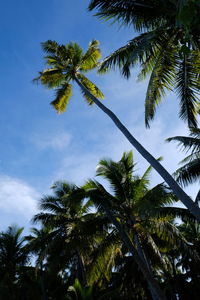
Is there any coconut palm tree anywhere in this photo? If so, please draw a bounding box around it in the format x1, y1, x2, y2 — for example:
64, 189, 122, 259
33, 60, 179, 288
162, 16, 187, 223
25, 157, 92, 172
35, 39, 200, 221
88, 0, 200, 128
0, 226, 29, 300
167, 127, 200, 187
25, 227, 55, 300
84, 152, 195, 300
32, 181, 112, 287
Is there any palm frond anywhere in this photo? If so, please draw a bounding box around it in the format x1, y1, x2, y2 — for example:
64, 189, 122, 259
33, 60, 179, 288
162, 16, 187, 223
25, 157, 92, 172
175, 54, 200, 128
173, 157, 200, 186
154, 207, 196, 223
135, 184, 175, 216
34, 69, 67, 89
99, 30, 162, 78
76, 73, 104, 104
41, 40, 60, 55
51, 83, 72, 113
166, 135, 200, 153
144, 45, 176, 127
80, 40, 101, 71
88, 0, 168, 31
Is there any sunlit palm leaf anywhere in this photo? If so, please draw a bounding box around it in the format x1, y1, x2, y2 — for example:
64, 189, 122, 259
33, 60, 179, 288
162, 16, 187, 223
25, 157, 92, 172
34, 69, 66, 89
77, 73, 104, 105
81, 40, 101, 71
51, 83, 72, 113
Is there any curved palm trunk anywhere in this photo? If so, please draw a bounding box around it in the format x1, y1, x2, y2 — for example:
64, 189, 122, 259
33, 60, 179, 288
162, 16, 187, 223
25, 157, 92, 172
74, 76, 200, 222
134, 232, 158, 300
102, 204, 166, 300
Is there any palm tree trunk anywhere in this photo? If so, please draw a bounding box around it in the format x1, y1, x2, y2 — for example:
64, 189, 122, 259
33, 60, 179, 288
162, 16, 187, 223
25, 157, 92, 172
40, 262, 48, 300
100, 203, 166, 300
134, 232, 158, 300
74, 76, 200, 222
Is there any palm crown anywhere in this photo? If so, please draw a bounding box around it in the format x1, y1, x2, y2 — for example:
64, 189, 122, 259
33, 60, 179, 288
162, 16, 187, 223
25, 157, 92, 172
89, 0, 200, 128
35, 40, 104, 113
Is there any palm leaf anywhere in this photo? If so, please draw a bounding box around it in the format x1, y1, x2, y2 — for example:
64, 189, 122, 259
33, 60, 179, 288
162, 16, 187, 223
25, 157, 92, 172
144, 46, 176, 127
173, 157, 200, 186
80, 40, 101, 71
51, 83, 72, 113
167, 135, 200, 153
77, 73, 104, 104
88, 0, 167, 31
41, 40, 60, 55
99, 30, 162, 78
175, 54, 200, 128
34, 69, 66, 89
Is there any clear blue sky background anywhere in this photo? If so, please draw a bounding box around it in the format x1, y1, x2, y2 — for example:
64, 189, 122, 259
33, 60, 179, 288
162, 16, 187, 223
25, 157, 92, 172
0, 0, 198, 231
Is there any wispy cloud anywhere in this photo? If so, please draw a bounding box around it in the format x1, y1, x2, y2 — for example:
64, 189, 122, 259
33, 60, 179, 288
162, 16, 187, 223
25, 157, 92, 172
31, 130, 72, 150
53, 117, 197, 199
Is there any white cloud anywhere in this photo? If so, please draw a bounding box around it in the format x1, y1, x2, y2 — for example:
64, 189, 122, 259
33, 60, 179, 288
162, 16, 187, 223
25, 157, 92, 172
0, 175, 39, 218
31, 131, 72, 150
53, 116, 198, 200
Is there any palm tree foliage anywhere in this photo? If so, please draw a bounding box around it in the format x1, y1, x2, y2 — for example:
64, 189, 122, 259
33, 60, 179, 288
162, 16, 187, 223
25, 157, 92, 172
167, 127, 200, 186
84, 152, 196, 271
35, 38, 200, 221
0, 152, 199, 299
34, 39, 104, 113
88, 0, 200, 128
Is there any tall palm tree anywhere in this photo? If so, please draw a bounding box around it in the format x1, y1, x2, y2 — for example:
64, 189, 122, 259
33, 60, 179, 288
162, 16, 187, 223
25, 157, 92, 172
35, 39, 200, 221
32, 181, 111, 287
25, 227, 54, 300
88, 0, 200, 128
0, 226, 29, 300
167, 127, 200, 187
84, 152, 195, 300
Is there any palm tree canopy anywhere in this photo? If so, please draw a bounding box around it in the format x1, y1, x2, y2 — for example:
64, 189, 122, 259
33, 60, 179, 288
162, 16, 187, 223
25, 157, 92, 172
84, 151, 193, 272
89, 0, 200, 128
88, 0, 200, 32
167, 127, 200, 186
34, 40, 104, 113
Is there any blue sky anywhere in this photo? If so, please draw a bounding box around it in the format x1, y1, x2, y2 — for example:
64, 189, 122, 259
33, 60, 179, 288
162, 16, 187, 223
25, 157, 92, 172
0, 0, 198, 231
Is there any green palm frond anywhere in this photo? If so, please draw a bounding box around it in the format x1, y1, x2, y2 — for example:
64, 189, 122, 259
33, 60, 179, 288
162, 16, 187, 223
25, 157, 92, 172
149, 219, 199, 260
80, 40, 101, 71
96, 152, 135, 203
154, 207, 196, 223
135, 184, 175, 216
35, 39, 104, 114
140, 157, 163, 187
99, 30, 162, 78
77, 73, 104, 104
51, 83, 72, 113
87, 230, 121, 285
34, 69, 67, 88
175, 54, 200, 128
167, 128, 200, 186
65, 42, 84, 66
167, 135, 200, 153
88, 0, 168, 31
144, 46, 176, 127
173, 157, 200, 186
41, 40, 60, 55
